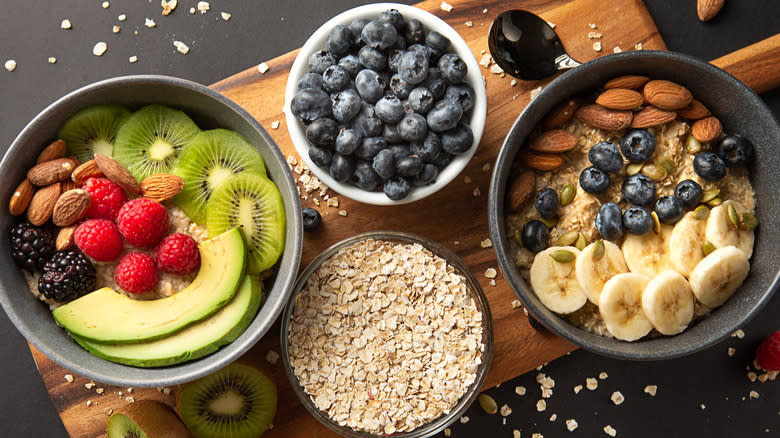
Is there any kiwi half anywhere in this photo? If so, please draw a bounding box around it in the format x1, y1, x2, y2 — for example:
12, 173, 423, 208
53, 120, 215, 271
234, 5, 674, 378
172, 129, 267, 224
178, 363, 277, 438
113, 104, 200, 181
106, 399, 190, 438
57, 104, 131, 163
206, 173, 285, 274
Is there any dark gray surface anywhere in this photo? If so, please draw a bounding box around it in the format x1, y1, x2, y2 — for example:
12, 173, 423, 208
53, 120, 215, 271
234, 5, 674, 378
0, 0, 777, 436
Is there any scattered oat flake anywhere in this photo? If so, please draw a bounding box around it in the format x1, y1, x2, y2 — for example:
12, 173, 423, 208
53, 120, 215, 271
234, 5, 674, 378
96, 388, 104, 395
574, 384, 583, 394
64, 374, 74, 383
588, 31, 602, 39
728, 347, 736, 356
129, 55, 138, 63
593, 42, 603, 52
599, 372, 608, 380
145, 18, 157, 28
473, 187, 481, 197
530, 86, 543, 100
338, 210, 348, 217
610, 391, 624, 405
613, 46, 623, 53
515, 385, 526, 395
700, 403, 706, 409
489, 64, 504, 75
465, 21, 473, 27
440, 2, 453, 12
127, 387, 133, 393
513, 430, 522, 438
113, 25, 120, 33
482, 162, 491, 172
48, 57, 56, 64
258, 62, 270, 74
481, 238, 493, 248
265, 349, 280, 365
733, 329, 745, 338
125, 396, 135, 403
271, 120, 280, 129
104, 408, 113, 416
85, 381, 96, 390
536, 399, 547, 411
485, 268, 497, 279
118, 14, 126, 21
444, 428, 451, 437
162, 387, 171, 395
500, 404, 512, 416
102, 1, 110, 9
566, 419, 578, 431
161, 0, 177, 16
511, 79, 518, 87
189, 7, 196, 14
92, 42, 108, 56
198, 1, 210, 14
221, 12, 232, 21
173, 41, 190, 54
61, 19, 72, 29
86, 400, 93, 407
464, 175, 472, 183
460, 416, 470, 424
589, 23, 597, 29
603, 425, 617, 436
489, 279, 496, 286
482, 8, 488, 14
644, 385, 657, 396
327, 197, 339, 208
634, 42, 643, 50
547, 21, 556, 29
586, 377, 598, 390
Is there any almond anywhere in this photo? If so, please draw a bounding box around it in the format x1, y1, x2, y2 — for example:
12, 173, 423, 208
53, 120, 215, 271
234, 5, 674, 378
676, 99, 711, 120
643, 80, 693, 111
596, 88, 643, 110
56, 225, 77, 251
27, 183, 61, 226
71, 159, 104, 186
36, 139, 67, 164
62, 180, 79, 192
575, 104, 633, 130
27, 158, 76, 186
9, 179, 35, 216
141, 173, 184, 202
94, 154, 141, 194
691, 116, 722, 143
528, 129, 578, 153
697, 0, 724, 22
52, 188, 91, 226
604, 75, 650, 90
507, 170, 536, 212
518, 150, 564, 171
541, 97, 582, 130
631, 106, 677, 128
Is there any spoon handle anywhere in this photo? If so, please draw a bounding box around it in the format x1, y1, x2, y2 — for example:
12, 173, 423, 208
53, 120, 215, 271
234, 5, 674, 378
711, 33, 780, 95
554, 54, 581, 71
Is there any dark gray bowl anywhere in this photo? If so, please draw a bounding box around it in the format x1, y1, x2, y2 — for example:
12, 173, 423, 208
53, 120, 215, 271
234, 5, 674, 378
0, 75, 303, 386
488, 51, 780, 360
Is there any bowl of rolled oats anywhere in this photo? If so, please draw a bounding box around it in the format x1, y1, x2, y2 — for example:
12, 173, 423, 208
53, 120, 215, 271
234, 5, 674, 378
281, 231, 493, 437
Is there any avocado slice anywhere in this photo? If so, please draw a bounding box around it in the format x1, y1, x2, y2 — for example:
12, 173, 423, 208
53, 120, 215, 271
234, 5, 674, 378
52, 228, 246, 343
72, 275, 262, 367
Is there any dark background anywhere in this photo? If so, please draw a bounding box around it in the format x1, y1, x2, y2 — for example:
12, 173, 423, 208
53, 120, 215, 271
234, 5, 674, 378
1, 0, 778, 436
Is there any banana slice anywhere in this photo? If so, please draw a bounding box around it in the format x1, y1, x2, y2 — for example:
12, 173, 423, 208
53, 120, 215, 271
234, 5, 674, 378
599, 273, 653, 341
641, 271, 695, 335
576, 240, 629, 305
529, 246, 587, 314
705, 200, 754, 258
621, 224, 675, 278
669, 212, 707, 277
689, 245, 750, 308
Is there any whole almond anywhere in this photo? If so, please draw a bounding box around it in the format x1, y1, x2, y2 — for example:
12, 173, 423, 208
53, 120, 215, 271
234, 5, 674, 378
52, 189, 91, 227
528, 129, 578, 153
697, 0, 724, 22
691, 116, 722, 143
71, 159, 104, 186
542, 97, 582, 130
9, 179, 35, 216
36, 139, 67, 164
94, 154, 141, 194
56, 225, 77, 251
27, 158, 76, 186
676, 99, 711, 120
507, 170, 536, 212
62, 180, 79, 192
631, 106, 677, 128
519, 150, 564, 171
27, 183, 61, 226
604, 75, 650, 90
575, 104, 633, 130
141, 173, 184, 202
643, 80, 693, 111
596, 88, 643, 110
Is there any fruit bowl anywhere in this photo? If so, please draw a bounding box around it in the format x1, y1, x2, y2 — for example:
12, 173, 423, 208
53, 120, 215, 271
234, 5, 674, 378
283, 3, 487, 205
488, 51, 780, 360
0, 75, 303, 386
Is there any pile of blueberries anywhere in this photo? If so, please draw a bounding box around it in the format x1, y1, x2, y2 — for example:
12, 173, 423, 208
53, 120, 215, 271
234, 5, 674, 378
521, 128, 753, 252
290, 9, 476, 200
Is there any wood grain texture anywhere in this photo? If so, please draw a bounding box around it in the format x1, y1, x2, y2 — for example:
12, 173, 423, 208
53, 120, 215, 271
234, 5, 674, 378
711, 33, 780, 95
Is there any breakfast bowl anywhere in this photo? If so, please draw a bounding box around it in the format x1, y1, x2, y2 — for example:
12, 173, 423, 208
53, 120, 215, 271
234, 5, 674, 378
0, 75, 303, 387
280, 231, 493, 437
488, 51, 780, 360
283, 3, 487, 205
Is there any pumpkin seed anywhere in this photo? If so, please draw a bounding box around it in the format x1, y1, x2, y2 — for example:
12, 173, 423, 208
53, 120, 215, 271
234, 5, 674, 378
702, 241, 716, 256
626, 163, 643, 176
478, 393, 498, 414
551, 249, 576, 263
651, 211, 661, 234
575, 232, 587, 250
592, 239, 605, 261
694, 205, 710, 220
727, 204, 739, 228
739, 212, 758, 230
556, 230, 579, 246
701, 188, 720, 203
540, 217, 558, 229
641, 163, 666, 181
559, 184, 576, 206
707, 197, 722, 207
685, 135, 702, 154
513, 229, 524, 246
658, 157, 675, 175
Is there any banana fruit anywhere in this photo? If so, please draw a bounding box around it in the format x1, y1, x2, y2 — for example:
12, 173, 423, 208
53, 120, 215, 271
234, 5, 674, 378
689, 245, 750, 308
705, 200, 754, 258
621, 224, 675, 278
529, 246, 587, 314
598, 273, 653, 341
641, 271, 695, 335
576, 240, 629, 305
669, 212, 707, 277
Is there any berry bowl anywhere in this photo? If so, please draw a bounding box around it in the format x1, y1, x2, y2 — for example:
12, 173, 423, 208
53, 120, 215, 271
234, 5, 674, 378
283, 3, 487, 205
488, 51, 780, 360
0, 75, 303, 387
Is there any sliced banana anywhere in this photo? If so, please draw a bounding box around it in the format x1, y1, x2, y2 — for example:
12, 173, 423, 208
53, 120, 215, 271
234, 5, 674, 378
689, 245, 750, 308
705, 200, 754, 258
621, 224, 675, 278
641, 271, 695, 335
529, 246, 587, 314
576, 240, 629, 305
669, 211, 707, 278
599, 273, 653, 341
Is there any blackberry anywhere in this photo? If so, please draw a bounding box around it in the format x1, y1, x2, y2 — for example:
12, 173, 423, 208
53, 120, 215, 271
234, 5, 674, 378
37, 250, 96, 302
9, 221, 54, 273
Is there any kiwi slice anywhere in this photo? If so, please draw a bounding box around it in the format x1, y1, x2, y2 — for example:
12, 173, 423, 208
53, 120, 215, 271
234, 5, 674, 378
113, 104, 200, 181
178, 363, 277, 438
172, 129, 267, 224
206, 173, 285, 274
107, 400, 190, 438
56, 104, 131, 163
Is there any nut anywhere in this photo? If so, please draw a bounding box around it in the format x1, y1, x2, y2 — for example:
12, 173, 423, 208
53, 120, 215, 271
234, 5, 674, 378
71, 160, 104, 186
56, 225, 76, 251
595, 88, 643, 110
631, 106, 677, 128
27, 158, 76, 186
528, 129, 578, 153
643, 80, 693, 111
507, 170, 535, 211
604, 75, 650, 90
61, 180, 79, 192
691, 116, 722, 143
9, 179, 35, 216
52, 189, 91, 226
36, 139, 67, 164
94, 154, 141, 194
27, 183, 61, 226
676, 99, 711, 120
541, 97, 582, 130
697, 0, 724, 22
574, 104, 633, 130
140, 173, 184, 202
518, 150, 564, 171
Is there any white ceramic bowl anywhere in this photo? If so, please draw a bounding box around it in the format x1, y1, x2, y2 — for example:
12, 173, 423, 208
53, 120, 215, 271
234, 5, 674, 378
283, 3, 486, 205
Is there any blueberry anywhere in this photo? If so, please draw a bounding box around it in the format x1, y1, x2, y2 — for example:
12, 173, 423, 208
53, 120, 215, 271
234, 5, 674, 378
620, 129, 656, 163
396, 155, 423, 177
305, 118, 338, 147
307, 50, 336, 74
331, 89, 362, 123
441, 123, 473, 154
355, 69, 386, 103
408, 87, 435, 114
374, 95, 405, 124
674, 179, 703, 209
372, 148, 396, 179
422, 68, 447, 99
621, 174, 655, 206
329, 153, 355, 182
302, 207, 322, 232
338, 54, 361, 77
384, 177, 411, 200
352, 160, 381, 191
427, 99, 463, 132
425, 31, 451, 59
596, 203, 624, 241
388, 50, 404, 72
407, 43, 435, 59
443, 84, 475, 113
693, 152, 727, 181
654, 196, 684, 224
297, 72, 325, 91
535, 188, 559, 219
622, 206, 653, 235
410, 132, 441, 162
716, 134, 753, 168
358, 46, 387, 71
438, 53, 467, 84
348, 17, 371, 44
588, 141, 623, 173
326, 24, 352, 57
308, 145, 332, 168
361, 20, 398, 50
403, 18, 426, 45
390, 144, 411, 161
579, 166, 610, 194
430, 151, 454, 168
382, 124, 403, 144
335, 128, 361, 155
521, 220, 549, 253
412, 163, 438, 186
355, 136, 387, 161
378, 9, 406, 32
291, 88, 332, 124
353, 103, 383, 137
398, 50, 429, 85
398, 113, 428, 143
321, 65, 351, 93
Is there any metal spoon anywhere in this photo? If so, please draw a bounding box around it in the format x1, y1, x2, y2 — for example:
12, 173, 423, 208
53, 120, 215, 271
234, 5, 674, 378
488, 10, 581, 81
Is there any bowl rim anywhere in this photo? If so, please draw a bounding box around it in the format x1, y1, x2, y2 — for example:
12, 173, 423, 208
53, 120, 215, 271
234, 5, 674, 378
0, 74, 303, 386
283, 2, 487, 206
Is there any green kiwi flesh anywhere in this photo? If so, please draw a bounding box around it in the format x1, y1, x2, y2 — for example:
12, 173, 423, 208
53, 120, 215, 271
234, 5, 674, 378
106, 400, 190, 438
172, 128, 267, 224
107, 414, 146, 438
57, 104, 131, 163
178, 363, 277, 438
206, 173, 285, 274
113, 104, 200, 181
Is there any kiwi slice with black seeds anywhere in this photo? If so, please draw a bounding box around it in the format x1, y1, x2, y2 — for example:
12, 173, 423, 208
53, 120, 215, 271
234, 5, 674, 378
106, 400, 190, 438
178, 363, 277, 438
113, 104, 200, 181
57, 104, 131, 163
172, 129, 267, 224
206, 173, 285, 274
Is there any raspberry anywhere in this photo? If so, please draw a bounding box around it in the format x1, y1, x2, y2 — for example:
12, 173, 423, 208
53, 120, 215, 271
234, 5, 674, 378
82, 178, 127, 221
74, 219, 123, 262
116, 198, 169, 248
755, 330, 780, 371
154, 233, 201, 275
114, 252, 158, 294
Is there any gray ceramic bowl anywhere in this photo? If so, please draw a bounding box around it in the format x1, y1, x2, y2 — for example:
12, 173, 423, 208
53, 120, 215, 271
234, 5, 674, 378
488, 51, 780, 360
0, 75, 303, 387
